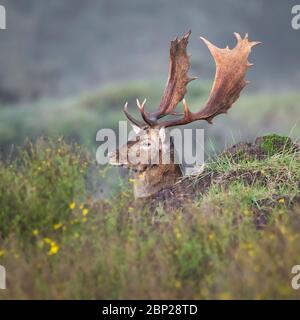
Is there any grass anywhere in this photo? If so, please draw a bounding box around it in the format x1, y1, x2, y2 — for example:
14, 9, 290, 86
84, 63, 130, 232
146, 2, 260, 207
201, 144, 300, 198
0, 136, 299, 299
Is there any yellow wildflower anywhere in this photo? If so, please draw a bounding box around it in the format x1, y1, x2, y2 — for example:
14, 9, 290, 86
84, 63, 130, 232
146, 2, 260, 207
128, 178, 135, 183
208, 233, 215, 241
53, 223, 63, 230
174, 280, 182, 289
32, 229, 39, 236
43, 237, 52, 244
82, 208, 89, 216
48, 243, 59, 256
82, 217, 87, 223
0, 250, 5, 257
69, 202, 76, 210
278, 198, 285, 204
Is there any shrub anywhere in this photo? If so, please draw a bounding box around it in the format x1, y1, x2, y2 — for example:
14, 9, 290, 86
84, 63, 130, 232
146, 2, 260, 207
0, 137, 89, 239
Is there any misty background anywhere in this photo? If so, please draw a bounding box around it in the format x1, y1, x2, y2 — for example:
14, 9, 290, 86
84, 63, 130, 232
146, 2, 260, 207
0, 0, 299, 165
0, 0, 299, 102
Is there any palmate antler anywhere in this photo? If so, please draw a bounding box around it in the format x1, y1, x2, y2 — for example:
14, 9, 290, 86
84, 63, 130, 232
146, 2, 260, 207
124, 31, 260, 128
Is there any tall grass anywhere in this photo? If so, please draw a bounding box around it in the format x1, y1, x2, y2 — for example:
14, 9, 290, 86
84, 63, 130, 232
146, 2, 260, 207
0, 137, 299, 299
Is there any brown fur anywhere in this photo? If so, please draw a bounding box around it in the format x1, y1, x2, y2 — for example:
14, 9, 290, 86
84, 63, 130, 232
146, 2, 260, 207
132, 160, 182, 198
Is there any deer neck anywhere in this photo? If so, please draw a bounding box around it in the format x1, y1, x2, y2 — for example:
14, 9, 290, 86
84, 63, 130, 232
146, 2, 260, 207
132, 163, 182, 198
132, 145, 182, 199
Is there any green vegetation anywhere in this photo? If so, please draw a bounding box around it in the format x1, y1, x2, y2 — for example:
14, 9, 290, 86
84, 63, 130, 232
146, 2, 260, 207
201, 135, 299, 201
0, 138, 89, 240
0, 136, 299, 299
258, 134, 293, 156
0, 82, 299, 157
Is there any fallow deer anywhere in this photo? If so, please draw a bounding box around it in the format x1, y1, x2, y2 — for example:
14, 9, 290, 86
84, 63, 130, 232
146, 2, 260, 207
108, 31, 260, 199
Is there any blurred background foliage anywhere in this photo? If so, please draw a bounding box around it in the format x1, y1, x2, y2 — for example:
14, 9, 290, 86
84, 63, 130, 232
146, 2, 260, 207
0, 0, 299, 159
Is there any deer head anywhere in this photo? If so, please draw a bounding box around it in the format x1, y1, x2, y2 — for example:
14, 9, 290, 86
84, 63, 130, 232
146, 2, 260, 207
108, 31, 260, 198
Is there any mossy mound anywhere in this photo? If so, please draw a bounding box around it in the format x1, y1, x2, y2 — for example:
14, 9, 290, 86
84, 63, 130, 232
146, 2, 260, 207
256, 134, 295, 156
150, 134, 299, 212
224, 134, 298, 161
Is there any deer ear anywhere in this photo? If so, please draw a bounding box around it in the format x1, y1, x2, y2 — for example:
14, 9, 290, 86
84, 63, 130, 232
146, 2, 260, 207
159, 127, 167, 142
130, 123, 142, 134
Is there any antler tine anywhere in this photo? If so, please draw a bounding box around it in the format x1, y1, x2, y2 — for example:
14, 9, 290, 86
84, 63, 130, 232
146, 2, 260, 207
123, 102, 144, 128
136, 98, 155, 126
156, 33, 260, 128
136, 98, 147, 111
